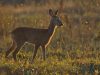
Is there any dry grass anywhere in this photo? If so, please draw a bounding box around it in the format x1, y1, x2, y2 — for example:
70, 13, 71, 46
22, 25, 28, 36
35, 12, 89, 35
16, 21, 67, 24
0, 0, 100, 75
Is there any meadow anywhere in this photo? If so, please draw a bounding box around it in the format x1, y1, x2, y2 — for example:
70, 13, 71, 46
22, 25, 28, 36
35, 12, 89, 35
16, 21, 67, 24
0, 0, 100, 75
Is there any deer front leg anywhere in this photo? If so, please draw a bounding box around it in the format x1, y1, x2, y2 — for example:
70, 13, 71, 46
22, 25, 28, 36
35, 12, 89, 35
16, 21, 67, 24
41, 46, 46, 61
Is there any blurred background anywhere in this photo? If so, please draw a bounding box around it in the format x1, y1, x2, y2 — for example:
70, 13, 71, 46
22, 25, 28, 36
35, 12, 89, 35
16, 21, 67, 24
0, 0, 100, 51
0, 0, 100, 74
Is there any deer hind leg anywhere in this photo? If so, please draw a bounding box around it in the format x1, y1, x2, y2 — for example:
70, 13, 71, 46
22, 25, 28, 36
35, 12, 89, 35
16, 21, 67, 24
31, 44, 40, 62
5, 40, 17, 58
12, 41, 24, 61
41, 45, 46, 61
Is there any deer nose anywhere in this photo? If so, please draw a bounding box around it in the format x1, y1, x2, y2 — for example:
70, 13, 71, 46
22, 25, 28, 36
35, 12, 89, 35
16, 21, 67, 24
61, 23, 63, 25
60, 23, 63, 26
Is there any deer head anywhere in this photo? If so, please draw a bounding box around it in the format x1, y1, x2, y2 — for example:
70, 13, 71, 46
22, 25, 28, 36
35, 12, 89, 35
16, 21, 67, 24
49, 9, 63, 27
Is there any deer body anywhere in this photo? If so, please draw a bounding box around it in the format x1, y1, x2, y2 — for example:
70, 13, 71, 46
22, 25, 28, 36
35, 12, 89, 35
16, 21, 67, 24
12, 26, 57, 46
5, 9, 63, 62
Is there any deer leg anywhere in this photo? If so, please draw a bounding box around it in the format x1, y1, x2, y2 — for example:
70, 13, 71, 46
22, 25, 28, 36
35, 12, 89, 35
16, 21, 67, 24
5, 40, 16, 58
31, 45, 40, 62
41, 46, 46, 61
12, 42, 24, 61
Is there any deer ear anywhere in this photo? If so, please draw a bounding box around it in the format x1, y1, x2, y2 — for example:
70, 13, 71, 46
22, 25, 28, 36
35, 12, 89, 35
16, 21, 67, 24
49, 9, 53, 16
55, 10, 58, 15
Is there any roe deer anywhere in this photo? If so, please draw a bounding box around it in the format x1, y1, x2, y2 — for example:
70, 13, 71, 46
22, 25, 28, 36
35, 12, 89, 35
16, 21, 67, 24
5, 9, 63, 62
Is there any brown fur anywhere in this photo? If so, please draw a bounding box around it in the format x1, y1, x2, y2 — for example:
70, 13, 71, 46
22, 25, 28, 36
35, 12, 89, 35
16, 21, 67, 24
5, 9, 63, 62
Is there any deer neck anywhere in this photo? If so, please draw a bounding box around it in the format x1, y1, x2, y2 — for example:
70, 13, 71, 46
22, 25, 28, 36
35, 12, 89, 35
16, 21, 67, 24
48, 24, 57, 37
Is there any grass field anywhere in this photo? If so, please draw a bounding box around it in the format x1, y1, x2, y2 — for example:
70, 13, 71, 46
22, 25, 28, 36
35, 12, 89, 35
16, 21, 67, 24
0, 49, 100, 75
0, 0, 100, 75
